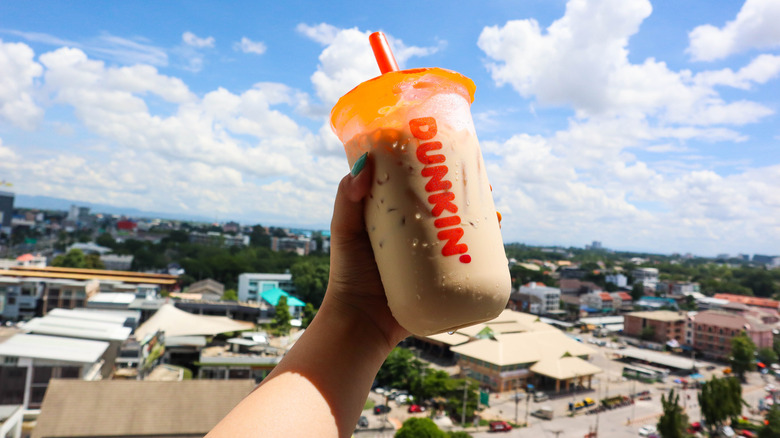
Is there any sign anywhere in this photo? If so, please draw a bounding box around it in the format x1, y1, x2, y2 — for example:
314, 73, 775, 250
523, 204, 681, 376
480, 390, 490, 406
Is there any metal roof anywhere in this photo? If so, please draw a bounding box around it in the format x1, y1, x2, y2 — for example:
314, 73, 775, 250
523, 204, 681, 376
22, 316, 131, 342
88, 293, 136, 305
0, 334, 109, 363
618, 347, 696, 370
47, 308, 129, 325
0, 269, 176, 285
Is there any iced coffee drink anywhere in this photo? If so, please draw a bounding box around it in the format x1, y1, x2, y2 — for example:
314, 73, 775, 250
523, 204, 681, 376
331, 37, 511, 336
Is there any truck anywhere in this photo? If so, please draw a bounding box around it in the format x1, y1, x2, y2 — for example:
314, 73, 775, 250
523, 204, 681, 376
531, 406, 554, 420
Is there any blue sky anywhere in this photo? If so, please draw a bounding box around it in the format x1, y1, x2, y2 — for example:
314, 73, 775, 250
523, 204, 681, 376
0, 0, 779, 256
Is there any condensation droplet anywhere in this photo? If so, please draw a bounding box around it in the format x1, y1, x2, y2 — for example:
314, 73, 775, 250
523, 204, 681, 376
414, 213, 422, 220
416, 294, 421, 300
412, 238, 419, 248
447, 331, 454, 335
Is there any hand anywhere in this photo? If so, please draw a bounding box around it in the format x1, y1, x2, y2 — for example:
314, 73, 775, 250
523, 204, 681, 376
325, 153, 409, 349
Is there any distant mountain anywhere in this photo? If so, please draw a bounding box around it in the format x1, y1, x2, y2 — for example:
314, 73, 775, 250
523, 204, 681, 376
14, 194, 215, 223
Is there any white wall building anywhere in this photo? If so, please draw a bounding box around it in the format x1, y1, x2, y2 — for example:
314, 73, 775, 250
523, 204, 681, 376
519, 282, 560, 313
632, 267, 659, 288
237, 273, 294, 303
605, 273, 628, 288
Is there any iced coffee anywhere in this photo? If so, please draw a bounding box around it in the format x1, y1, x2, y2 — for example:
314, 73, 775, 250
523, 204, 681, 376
330, 39, 511, 336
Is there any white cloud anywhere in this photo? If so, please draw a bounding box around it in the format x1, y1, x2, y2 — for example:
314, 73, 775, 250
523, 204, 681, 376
182, 31, 215, 48
0, 40, 44, 129
687, 0, 780, 61
300, 24, 441, 106
234, 37, 267, 55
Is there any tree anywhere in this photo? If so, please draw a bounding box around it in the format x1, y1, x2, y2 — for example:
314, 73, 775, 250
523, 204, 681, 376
730, 331, 756, 381
301, 303, 317, 328
759, 406, 780, 438
290, 259, 330, 306
758, 347, 779, 366
394, 418, 445, 438
631, 281, 644, 301
699, 376, 744, 434
84, 253, 105, 269
95, 233, 117, 249
52, 248, 86, 268
640, 325, 656, 341
446, 432, 473, 438
271, 296, 291, 336
657, 389, 689, 438
222, 289, 238, 301
376, 347, 424, 390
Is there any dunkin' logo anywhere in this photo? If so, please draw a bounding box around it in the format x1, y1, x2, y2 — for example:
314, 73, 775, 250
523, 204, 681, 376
409, 117, 471, 264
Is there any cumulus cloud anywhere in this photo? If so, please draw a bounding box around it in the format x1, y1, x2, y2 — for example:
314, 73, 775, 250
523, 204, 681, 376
182, 31, 215, 48
687, 0, 780, 61
0, 40, 44, 129
234, 37, 267, 55
298, 23, 441, 105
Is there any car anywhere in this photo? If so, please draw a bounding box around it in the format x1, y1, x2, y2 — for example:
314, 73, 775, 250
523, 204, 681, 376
374, 404, 391, 415
638, 425, 658, 437
396, 393, 413, 404
533, 391, 549, 402
374, 387, 386, 395
408, 404, 425, 413
489, 421, 512, 432
357, 416, 369, 428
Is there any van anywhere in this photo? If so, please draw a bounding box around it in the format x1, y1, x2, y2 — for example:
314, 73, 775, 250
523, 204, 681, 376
532, 406, 554, 420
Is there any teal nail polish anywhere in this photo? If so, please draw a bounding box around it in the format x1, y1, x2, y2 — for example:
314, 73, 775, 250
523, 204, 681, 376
351, 153, 368, 176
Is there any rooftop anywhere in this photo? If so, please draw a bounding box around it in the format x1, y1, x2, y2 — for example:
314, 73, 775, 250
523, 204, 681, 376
32, 380, 255, 438
626, 310, 685, 322
0, 334, 109, 363
713, 293, 780, 309
135, 304, 254, 339
618, 347, 696, 370
22, 315, 132, 342
451, 330, 595, 367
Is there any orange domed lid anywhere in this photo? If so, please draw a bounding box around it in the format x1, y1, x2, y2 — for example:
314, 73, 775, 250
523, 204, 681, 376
330, 68, 476, 143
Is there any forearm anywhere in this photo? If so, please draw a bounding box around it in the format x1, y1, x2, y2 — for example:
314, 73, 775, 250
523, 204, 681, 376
207, 294, 396, 438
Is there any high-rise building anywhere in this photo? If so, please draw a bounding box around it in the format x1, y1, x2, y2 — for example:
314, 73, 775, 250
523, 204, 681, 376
0, 191, 13, 238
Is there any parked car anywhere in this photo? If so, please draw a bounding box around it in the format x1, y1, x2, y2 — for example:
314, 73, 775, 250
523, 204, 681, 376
374, 405, 391, 415
374, 387, 386, 395
533, 391, 549, 402
357, 416, 369, 428
489, 421, 512, 432
395, 393, 413, 404
408, 404, 425, 413
638, 425, 658, 437
531, 406, 554, 420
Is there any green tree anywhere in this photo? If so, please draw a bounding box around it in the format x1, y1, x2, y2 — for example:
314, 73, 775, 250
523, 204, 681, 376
301, 303, 317, 328
759, 406, 780, 438
394, 418, 445, 438
290, 259, 330, 306
222, 289, 238, 301
376, 347, 424, 390
84, 253, 105, 269
95, 233, 117, 249
250, 225, 271, 247
631, 282, 644, 301
446, 432, 473, 438
773, 338, 780, 360
271, 296, 291, 336
757, 347, 779, 366
730, 331, 756, 381
640, 325, 656, 341
52, 249, 96, 268
699, 376, 744, 434
657, 389, 689, 438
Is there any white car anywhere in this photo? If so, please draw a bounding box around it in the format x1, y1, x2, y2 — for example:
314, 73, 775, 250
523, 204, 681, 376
638, 425, 657, 437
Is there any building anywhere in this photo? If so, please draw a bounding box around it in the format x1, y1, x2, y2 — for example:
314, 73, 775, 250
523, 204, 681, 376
611, 291, 633, 311
624, 311, 686, 344
260, 288, 305, 319
190, 231, 249, 248
605, 273, 627, 288
636, 296, 679, 310
712, 293, 780, 310
0, 405, 23, 438
0, 191, 13, 238
558, 267, 586, 280
518, 282, 560, 313
99, 254, 134, 270
688, 310, 774, 360
451, 329, 600, 393
271, 236, 313, 256
632, 267, 659, 287
580, 292, 615, 313
507, 291, 543, 315
559, 279, 602, 296
0, 334, 109, 409
186, 279, 225, 300
32, 380, 255, 438
237, 273, 294, 303
753, 254, 780, 267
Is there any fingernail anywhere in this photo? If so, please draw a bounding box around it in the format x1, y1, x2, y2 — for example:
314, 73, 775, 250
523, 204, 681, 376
351, 153, 368, 176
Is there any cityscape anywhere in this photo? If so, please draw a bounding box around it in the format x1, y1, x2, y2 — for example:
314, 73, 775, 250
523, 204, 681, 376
1, 192, 780, 437
1, 0, 779, 437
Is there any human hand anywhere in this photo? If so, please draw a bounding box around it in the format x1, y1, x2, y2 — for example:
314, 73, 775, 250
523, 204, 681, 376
325, 153, 410, 349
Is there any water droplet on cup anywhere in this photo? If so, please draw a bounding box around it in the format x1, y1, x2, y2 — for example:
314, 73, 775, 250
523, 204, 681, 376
412, 238, 419, 248
447, 331, 454, 335
414, 213, 422, 220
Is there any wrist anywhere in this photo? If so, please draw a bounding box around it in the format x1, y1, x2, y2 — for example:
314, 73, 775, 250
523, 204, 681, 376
318, 292, 404, 357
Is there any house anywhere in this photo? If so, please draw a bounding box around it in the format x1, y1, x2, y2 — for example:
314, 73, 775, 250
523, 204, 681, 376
519, 282, 560, 313
636, 296, 679, 310
237, 273, 294, 302
260, 288, 305, 319
605, 273, 628, 288
580, 292, 615, 313
611, 291, 633, 311
508, 291, 543, 315
0, 334, 109, 409
632, 267, 659, 288
32, 380, 255, 438
559, 279, 602, 296
712, 293, 780, 311
185, 279, 225, 301
624, 311, 686, 344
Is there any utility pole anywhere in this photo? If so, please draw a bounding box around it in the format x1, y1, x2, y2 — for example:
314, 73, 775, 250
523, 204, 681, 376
514, 383, 519, 425
461, 380, 468, 428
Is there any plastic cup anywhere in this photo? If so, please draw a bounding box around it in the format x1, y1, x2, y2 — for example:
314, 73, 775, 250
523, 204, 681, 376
330, 67, 511, 336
